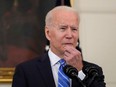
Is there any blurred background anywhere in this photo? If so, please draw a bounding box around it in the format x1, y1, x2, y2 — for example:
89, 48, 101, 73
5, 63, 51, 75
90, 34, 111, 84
0, 0, 116, 87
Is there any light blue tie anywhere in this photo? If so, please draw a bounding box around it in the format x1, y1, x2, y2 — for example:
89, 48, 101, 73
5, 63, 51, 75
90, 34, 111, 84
58, 59, 70, 87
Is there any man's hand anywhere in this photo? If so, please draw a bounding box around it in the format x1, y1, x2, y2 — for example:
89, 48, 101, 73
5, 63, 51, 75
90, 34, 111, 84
63, 45, 83, 71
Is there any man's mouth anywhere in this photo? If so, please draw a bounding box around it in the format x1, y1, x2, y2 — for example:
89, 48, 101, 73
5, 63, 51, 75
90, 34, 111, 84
63, 43, 73, 46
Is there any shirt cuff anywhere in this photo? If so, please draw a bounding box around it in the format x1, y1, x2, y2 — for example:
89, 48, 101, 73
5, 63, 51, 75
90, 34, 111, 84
78, 70, 86, 80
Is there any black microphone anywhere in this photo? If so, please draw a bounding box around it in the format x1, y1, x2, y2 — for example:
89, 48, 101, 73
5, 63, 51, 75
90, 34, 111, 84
63, 65, 86, 87
82, 65, 99, 86
63, 65, 78, 78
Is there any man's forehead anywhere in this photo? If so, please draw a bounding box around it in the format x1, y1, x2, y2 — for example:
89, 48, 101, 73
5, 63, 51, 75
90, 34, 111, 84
53, 23, 79, 28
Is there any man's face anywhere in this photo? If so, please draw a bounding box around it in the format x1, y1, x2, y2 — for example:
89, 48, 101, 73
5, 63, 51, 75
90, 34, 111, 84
45, 11, 79, 56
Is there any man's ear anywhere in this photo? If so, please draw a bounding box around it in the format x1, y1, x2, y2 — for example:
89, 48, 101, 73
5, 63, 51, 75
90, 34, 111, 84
45, 26, 51, 41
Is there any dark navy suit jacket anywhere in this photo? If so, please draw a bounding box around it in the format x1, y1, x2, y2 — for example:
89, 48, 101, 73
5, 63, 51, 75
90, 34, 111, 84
12, 52, 106, 87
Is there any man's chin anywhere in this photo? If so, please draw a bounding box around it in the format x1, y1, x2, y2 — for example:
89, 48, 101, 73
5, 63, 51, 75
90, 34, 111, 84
63, 44, 75, 48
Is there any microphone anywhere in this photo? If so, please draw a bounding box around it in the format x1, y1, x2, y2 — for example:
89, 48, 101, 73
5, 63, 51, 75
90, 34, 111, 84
82, 65, 99, 86
63, 65, 78, 79
63, 65, 86, 87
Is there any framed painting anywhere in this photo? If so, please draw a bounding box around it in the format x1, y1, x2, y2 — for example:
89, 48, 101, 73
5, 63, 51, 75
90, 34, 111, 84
0, 0, 56, 83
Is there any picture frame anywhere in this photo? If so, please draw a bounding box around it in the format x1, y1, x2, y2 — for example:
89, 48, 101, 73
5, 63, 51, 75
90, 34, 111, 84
0, 0, 50, 83
0, 68, 15, 83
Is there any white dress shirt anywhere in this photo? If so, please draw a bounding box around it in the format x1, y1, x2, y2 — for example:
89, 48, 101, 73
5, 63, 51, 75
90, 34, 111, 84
48, 49, 85, 87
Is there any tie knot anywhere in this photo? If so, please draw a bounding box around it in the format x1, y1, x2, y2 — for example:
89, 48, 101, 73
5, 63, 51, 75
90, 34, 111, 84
59, 59, 66, 66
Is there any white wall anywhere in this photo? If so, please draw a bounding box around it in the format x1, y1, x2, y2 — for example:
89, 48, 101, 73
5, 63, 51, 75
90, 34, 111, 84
0, 83, 11, 87
1, 0, 116, 87
73, 0, 116, 87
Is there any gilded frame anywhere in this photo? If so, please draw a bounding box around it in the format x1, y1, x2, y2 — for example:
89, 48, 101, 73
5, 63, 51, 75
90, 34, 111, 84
0, 68, 15, 83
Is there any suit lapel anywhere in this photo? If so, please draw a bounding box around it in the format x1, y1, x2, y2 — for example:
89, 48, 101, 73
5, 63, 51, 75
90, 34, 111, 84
36, 53, 56, 87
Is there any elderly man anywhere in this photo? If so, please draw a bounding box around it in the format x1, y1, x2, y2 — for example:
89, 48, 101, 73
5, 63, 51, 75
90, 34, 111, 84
12, 6, 106, 87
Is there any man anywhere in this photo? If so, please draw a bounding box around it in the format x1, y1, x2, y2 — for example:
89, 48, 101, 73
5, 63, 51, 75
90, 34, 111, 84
12, 6, 106, 87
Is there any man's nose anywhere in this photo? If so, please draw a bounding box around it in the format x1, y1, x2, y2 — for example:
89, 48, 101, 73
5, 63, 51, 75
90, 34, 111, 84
66, 28, 73, 38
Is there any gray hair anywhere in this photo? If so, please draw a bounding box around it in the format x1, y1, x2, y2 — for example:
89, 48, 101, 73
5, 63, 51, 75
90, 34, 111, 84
45, 6, 79, 27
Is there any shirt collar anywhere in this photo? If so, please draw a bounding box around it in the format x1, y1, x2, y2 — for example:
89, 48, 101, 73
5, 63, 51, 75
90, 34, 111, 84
48, 49, 61, 66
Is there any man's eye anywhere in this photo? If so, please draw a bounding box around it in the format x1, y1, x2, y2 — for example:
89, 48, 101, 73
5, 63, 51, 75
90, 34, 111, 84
72, 28, 78, 31
60, 27, 66, 30
61, 27, 66, 29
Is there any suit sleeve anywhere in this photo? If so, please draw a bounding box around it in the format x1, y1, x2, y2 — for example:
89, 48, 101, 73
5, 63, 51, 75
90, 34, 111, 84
12, 65, 27, 87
